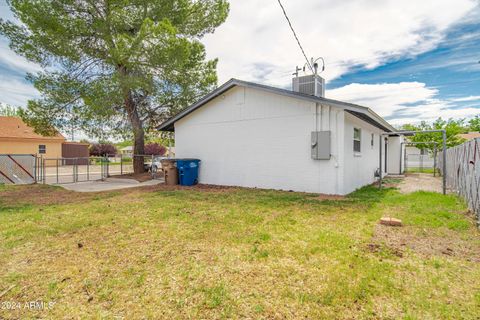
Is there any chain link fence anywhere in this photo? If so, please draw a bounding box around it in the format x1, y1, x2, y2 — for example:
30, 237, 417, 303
38, 154, 164, 184
0, 154, 165, 185
405, 153, 436, 173
439, 138, 480, 225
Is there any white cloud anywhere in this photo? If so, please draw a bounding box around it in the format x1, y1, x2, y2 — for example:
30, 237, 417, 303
0, 40, 42, 74
0, 75, 39, 106
449, 95, 480, 102
202, 0, 477, 86
327, 81, 480, 125
328, 82, 437, 117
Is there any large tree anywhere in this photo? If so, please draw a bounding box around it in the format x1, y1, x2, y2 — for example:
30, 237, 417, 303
468, 115, 480, 132
402, 118, 467, 152
0, 0, 229, 172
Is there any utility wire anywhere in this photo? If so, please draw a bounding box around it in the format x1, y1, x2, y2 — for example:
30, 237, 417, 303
276, 0, 313, 73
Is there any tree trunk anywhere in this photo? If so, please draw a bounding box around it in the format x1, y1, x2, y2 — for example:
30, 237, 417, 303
118, 65, 146, 174
124, 92, 145, 174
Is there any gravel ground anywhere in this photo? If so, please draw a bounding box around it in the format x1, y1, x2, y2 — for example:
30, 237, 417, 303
398, 173, 443, 193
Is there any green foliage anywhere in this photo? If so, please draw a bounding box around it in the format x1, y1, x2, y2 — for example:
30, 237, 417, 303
402, 118, 467, 152
0, 103, 20, 116
468, 115, 480, 132
0, 0, 229, 144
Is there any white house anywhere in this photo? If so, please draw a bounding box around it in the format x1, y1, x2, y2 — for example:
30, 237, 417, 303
158, 75, 404, 195
120, 145, 133, 157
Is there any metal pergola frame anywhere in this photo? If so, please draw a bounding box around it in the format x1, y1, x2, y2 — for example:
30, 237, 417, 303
379, 130, 447, 195
402, 141, 438, 176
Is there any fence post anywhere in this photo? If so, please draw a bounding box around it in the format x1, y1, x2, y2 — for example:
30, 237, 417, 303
420, 152, 423, 172
56, 158, 59, 184
442, 130, 447, 195
106, 155, 110, 177
151, 154, 155, 179
120, 154, 123, 175
34, 155, 37, 183
87, 157, 90, 181
42, 157, 46, 185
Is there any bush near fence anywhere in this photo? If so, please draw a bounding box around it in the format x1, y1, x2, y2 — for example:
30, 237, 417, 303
439, 138, 480, 225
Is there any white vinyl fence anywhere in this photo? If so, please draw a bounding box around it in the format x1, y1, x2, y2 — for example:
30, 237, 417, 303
439, 138, 480, 225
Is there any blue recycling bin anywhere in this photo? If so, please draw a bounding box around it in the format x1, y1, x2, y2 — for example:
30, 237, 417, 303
175, 159, 201, 186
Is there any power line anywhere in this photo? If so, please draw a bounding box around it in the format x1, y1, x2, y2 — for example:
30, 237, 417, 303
276, 0, 313, 73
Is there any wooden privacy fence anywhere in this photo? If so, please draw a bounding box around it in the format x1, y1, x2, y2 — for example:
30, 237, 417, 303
439, 138, 480, 225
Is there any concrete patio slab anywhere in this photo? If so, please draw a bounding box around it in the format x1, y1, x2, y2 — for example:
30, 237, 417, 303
58, 177, 164, 192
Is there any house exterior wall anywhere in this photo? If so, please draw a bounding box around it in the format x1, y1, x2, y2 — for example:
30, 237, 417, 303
343, 113, 384, 194
175, 86, 346, 194
0, 139, 63, 166
173, 86, 394, 195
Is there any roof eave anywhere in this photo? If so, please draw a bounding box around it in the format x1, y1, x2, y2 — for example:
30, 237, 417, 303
157, 78, 396, 133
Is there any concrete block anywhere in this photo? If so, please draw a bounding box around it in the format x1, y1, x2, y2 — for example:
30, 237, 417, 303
380, 217, 403, 227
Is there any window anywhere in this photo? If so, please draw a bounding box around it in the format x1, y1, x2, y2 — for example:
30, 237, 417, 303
38, 145, 46, 154
371, 133, 375, 148
354, 128, 361, 152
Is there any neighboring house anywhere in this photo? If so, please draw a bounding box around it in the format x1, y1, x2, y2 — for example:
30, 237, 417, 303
0, 116, 89, 166
458, 132, 480, 141
158, 76, 403, 195
120, 146, 133, 157
404, 145, 434, 169
0, 116, 65, 162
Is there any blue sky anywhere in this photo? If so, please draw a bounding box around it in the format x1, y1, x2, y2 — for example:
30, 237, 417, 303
0, 0, 479, 127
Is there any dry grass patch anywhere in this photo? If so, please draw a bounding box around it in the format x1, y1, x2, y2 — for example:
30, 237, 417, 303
372, 224, 480, 262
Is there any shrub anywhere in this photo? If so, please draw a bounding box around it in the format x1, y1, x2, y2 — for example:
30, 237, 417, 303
89, 143, 117, 156
145, 143, 166, 156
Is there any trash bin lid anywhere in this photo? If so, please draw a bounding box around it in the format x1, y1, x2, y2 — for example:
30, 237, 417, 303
160, 159, 177, 164
175, 158, 201, 162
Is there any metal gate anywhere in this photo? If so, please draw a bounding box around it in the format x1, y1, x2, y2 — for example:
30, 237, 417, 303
36, 155, 162, 184
405, 153, 436, 173
39, 157, 109, 184
0, 154, 37, 184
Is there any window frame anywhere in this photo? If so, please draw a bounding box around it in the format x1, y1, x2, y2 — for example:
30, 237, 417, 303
371, 133, 375, 148
38, 144, 46, 154
353, 128, 361, 153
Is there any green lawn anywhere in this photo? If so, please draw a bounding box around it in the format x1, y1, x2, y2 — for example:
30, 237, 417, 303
0, 182, 479, 319
405, 167, 437, 174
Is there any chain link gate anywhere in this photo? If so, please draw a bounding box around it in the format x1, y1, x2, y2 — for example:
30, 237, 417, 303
39, 156, 109, 184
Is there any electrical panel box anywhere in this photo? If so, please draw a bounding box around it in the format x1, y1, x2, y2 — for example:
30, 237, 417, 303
311, 131, 331, 160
